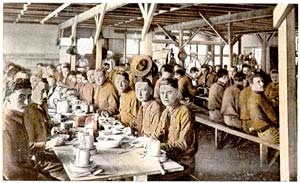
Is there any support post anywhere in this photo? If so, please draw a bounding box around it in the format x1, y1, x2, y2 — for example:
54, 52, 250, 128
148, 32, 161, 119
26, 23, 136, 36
276, 7, 297, 181
143, 32, 153, 56
261, 33, 267, 72
220, 44, 224, 67
227, 13, 233, 67
238, 36, 242, 55
95, 39, 104, 69
123, 30, 127, 63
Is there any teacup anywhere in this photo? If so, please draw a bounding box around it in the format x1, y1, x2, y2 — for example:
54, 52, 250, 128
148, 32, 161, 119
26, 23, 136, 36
146, 139, 161, 157
75, 148, 90, 166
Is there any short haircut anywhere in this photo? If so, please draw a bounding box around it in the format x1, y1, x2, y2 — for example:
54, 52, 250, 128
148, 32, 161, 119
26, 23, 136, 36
230, 66, 237, 71
5, 78, 31, 98
67, 71, 76, 77
115, 71, 129, 81
135, 77, 153, 89
248, 74, 263, 84
242, 64, 250, 69
40, 78, 49, 85
201, 64, 209, 69
216, 69, 228, 78
270, 69, 278, 74
160, 78, 178, 89
161, 64, 173, 73
233, 72, 246, 82
190, 67, 199, 73
95, 68, 107, 76
175, 69, 186, 77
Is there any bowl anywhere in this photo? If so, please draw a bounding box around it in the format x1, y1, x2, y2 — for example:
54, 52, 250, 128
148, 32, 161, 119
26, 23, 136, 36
96, 135, 124, 149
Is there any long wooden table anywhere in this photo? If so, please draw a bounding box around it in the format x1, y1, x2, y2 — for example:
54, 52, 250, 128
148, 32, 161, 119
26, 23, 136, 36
53, 144, 184, 181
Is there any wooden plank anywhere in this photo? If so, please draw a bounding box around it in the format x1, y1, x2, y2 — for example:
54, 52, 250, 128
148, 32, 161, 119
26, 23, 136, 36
153, 39, 223, 46
59, 3, 127, 29
199, 12, 228, 44
133, 175, 148, 181
261, 33, 267, 72
260, 144, 268, 168
195, 114, 280, 150
155, 7, 274, 32
156, 23, 179, 47
179, 29, 201, 49
227, 17, 233, 67
40, 3, 70, 24
93, 3, 107, 46
141, 3, 157, 40
273, 4, 294, 29
95, 39, 103, 69
277, 7, 297, 181
215, 129, 218, 149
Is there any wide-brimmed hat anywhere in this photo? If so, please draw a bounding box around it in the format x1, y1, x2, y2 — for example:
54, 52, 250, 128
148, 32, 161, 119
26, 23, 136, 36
131, 55, 153, 77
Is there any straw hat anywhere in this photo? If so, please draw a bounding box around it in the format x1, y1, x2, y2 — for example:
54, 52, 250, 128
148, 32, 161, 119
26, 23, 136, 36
130, 55, 153, 77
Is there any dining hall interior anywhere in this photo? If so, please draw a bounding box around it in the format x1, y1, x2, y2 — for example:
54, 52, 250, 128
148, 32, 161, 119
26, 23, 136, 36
2, 2, 298, 181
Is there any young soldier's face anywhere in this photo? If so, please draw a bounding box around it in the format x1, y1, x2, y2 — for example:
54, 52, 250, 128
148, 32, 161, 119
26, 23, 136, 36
87, 70, 95, 83
95, 71, 106, 86
8, 89, 31, 113
114, 74, 129, 93
270, 73, 279, 84
251, 77, 264, 92
32, 81, 48, 105
160, 85, 178, 107
135, 82, 152, 102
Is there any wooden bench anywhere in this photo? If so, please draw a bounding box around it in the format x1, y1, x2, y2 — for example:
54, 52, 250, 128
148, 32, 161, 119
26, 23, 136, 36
195, 113, 279, 168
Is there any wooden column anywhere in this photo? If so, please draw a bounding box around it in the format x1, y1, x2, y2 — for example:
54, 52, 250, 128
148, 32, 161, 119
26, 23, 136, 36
261, 33, 267, 72
211, 45, 215, 66
274, 5, 296, 181
238, 36, 242, 55
227, 14, 233, 67
123, 30, 127, 63
70, 55, 76, 71
219, 44, 224, 67
143, 32, 153, 57
95, 39, 104, 69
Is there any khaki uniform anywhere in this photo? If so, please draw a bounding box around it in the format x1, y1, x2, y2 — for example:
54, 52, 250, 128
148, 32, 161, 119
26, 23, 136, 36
94, 81, 119, 115
136, 100, 162, 137
247, 90, 279, 144
264, 82, 279, 108
3, 109, 41, 180
221, 85, 242, 128
23, 103, 68, 181
80, 83, 95, 104
54, 72, 63, 82
154, 104, 197, 171
119, 90, 139, 127
198, 73, 216, 88
208, 81, 225, 123
239, 86, 252, 133
178, 75, 198, 99
66, 80, 76, 89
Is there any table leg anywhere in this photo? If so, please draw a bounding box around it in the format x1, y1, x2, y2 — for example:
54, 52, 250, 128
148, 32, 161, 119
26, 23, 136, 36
133, 175, 148, 181
260, 144, 268, 168
215, 128, 218, 149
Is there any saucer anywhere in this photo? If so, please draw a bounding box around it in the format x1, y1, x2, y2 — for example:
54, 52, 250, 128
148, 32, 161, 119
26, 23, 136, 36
71, 160, 93, 168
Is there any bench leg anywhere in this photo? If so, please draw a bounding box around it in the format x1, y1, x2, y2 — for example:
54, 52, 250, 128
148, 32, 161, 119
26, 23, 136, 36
268, 150, 280, 168
260, 144, 268, 168
215, 128, 218, 149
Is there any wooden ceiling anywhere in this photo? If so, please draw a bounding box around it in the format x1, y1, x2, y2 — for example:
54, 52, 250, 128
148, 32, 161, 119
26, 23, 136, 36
3, 3, 291, 36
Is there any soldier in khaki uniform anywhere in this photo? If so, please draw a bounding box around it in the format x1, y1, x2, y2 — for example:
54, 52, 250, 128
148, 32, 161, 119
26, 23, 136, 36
23, 79, 68, 181
264, 69, 279, 115
154, 78, 197, 175
81, 69, 95, 104
3, 79, 49, 180
93, 68, 118, 115
135, 78, 161, 137
174, 69, 198, 100
247, 74, 279, 144
114, 72, 139, 128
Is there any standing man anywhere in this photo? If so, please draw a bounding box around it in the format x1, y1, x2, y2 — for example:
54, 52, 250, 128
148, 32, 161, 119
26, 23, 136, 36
94, 68, 118, 116
154, 78, 197, 176
114, 72, 139, 128
208, 69, 228, 123
135, 78, 161, 137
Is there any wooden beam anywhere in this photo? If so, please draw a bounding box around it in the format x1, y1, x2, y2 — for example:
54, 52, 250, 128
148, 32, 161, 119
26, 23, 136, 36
152, 39, 223, 45
155, 7, 273, 32
256, 33, 263, 44
141, 3, 157, 40
138, 3, 146, 19
95, 39, 104, 69
179, 29, 201, 49
59, 3, 127, 29
277, 7, 297, 181
227, 14, 233, 67
199, 12, 228, 44
93, 3, 107, 46
40, 3, 70, 24
273, 4, 294, 29
156, 23, 179, 46
261, 33, 267, 72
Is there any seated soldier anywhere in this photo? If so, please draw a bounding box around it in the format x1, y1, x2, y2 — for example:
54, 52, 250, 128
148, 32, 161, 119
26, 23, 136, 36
198, 64, 216, 95
135, 78, 162, 137
247, 74, 279, 144
61, 64, 70, 84
23, 79, 68, 180
80, 69, 95, 104
228, 66, 238, 86
208, 69, 228, 123
114, 72, 139, 129
154, 78, 197, 178
66, 71, 77, 89
3, 79, 49, 180
174, 68, 199, 100
93, 68, 118, 116
264, 69, 279, 115
221, 72, 246, 129
153, 64, 174, 104
189, 67, 200, 87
